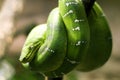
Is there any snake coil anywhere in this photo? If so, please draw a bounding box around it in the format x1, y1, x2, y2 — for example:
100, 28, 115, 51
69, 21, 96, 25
19, 0, 112, 78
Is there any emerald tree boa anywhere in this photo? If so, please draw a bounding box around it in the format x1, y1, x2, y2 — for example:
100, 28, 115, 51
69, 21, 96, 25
19, 0, 112, 78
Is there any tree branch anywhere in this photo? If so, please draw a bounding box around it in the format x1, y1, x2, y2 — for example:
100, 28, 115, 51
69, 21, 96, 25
82, 0, 96, 16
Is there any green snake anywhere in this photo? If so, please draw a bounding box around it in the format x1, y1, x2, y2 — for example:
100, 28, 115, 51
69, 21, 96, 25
19, 0, 112, 78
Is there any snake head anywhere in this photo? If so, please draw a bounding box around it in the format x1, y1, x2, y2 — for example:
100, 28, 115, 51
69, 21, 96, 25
19, 24, 47, 63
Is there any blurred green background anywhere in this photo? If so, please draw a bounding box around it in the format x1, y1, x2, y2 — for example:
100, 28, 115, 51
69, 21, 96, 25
0, 0, 120, 80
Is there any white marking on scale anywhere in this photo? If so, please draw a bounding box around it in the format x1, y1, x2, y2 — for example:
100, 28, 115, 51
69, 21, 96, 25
50, 50, 55, 53
63, 10, 73, 17
46, 47, 55, 53
67, 58, 77, 64
74, 19, 85, 23
66, 2, 78, 7
70, 60, 77, 64
76, 41, 81, 46
72, 26, 80, 31
45, 47, 49, 51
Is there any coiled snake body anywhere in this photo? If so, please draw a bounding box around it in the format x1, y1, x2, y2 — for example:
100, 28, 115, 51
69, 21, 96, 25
19, 0, 112, 78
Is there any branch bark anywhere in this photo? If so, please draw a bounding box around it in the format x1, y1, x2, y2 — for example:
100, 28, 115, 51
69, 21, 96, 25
82, 0, 96, 16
